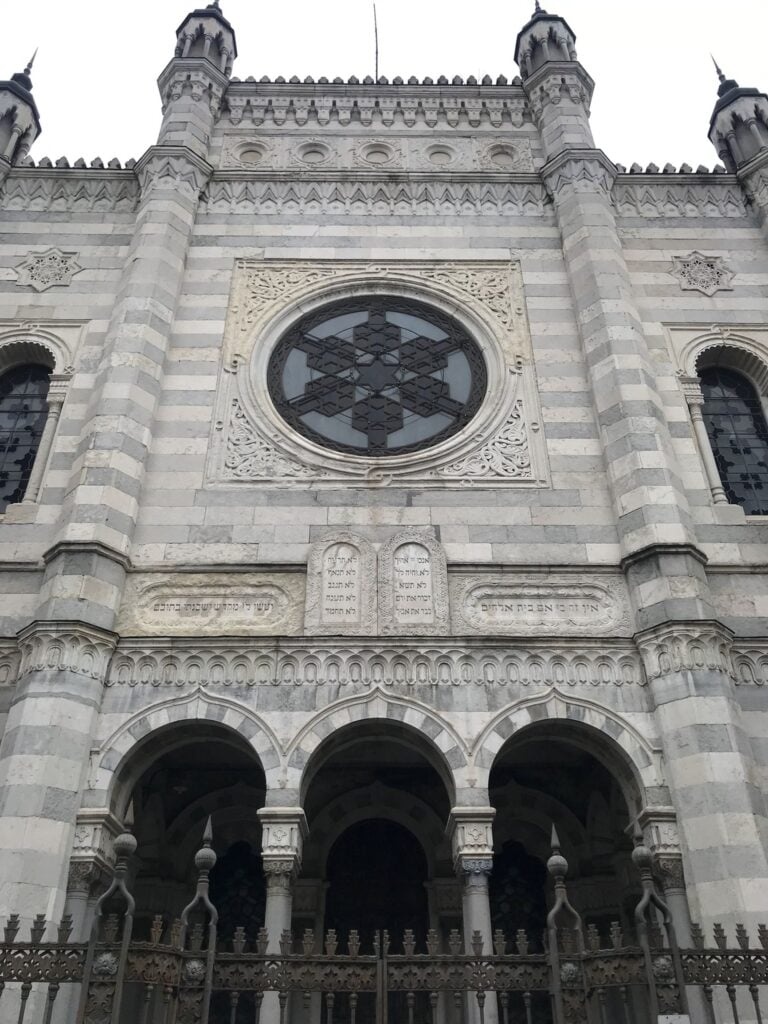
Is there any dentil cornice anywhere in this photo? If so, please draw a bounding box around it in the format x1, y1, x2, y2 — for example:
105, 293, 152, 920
540, 148, 617, 200
633, 620, 734, 681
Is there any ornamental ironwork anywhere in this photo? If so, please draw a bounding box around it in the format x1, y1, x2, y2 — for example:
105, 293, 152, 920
267, 298, 487, 456
3, 821, 768, 1024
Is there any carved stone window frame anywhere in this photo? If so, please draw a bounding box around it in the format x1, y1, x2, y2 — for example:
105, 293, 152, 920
0, 323, 78, 517
667, 324, 768, 516
208, 259, 549, 489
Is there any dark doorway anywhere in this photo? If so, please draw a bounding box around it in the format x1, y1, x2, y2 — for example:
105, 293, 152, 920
324, 818, 431, 1023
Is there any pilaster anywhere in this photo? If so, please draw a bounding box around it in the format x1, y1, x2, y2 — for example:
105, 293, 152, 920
0, 622, 117, 923
635, 621, 768, 930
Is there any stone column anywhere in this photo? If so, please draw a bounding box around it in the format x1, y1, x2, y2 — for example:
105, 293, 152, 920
636, 622, 768, 933
679, 376, 728, 505
258, 808, 307, 1019
0, 622, 116, 923
22, 374, 68, 505
449, 808, 498, 1024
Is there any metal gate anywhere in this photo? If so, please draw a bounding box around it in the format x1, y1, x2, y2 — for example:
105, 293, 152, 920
1, 822, 768, 1023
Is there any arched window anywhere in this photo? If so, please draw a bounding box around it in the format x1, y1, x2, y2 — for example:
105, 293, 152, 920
0, 363, 51, 512
700, 366, 768, 515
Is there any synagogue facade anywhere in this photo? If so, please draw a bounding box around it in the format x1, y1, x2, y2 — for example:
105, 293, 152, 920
0, 0, 768, 1020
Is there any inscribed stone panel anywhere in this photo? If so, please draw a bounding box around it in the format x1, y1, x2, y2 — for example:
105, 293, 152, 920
117, 573, 305, 636
304, 533, 377, 635
379, 531, 449, 635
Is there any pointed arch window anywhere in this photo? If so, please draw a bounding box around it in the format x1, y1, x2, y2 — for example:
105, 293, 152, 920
0, 363, 52, 512
699, 366, 768, 515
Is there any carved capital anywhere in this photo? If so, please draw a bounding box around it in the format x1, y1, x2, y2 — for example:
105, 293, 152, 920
134, 146, 212, 200
634, 620, 734, 681
456, 856, 494, 886
523, 64, 594, 120
262, 857, 299, 892
541, 149, 617, 200
17, 620, 118, 681
67, 859, 106, 896
655, 855, 686, 895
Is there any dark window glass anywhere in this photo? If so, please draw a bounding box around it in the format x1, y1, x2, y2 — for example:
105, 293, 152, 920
0, 364, 51, 512
700, 366, 768, 515
268, 298, 487, 456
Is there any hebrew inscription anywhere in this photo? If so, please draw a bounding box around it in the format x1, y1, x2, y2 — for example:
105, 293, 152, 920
393, 543, 435, 625
451, 577, 631, 636
379, 531, 449, 635
305, 533, 377, 635
118, 574, 305, 636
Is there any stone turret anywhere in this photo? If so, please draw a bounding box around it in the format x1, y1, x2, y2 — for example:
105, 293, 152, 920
514, 2, 594, 155
709, 61, 768, 172
0, 54, 41, 186
157, 1, 237, 156
708, 61, 768, 240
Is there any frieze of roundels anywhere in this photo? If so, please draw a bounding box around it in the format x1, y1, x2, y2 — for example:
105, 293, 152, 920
451, 575, 633, 636
116, 574, 305, 636
105, 639, 646, 688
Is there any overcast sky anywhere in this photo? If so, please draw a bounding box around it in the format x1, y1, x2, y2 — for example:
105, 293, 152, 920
2, 1, 766, 168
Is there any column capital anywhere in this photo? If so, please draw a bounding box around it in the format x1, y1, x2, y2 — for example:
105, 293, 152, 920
66, 859, 107, 897
447, 806, 495, 873
16, 619, 118, 681
134, 144, 213, 199
540, 148, 617, 200
633, 619, 734, 682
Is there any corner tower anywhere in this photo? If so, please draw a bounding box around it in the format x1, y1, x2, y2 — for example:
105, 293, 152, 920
514, 2, 593, 155
0, 55, 41, 187
708, 62, 768, 239
157, 0, 237, 155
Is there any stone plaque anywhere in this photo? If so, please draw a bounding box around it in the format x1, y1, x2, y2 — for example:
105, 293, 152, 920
379, 531, 449, 635
117, 574, 305, 635
393, 543, 435, 625
451, 576, 631, 636
305, 533, 377, 635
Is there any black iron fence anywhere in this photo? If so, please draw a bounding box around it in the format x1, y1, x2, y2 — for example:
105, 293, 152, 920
1, 821, 767, 1023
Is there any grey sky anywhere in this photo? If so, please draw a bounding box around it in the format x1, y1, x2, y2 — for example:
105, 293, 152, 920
2, 1, 766, 168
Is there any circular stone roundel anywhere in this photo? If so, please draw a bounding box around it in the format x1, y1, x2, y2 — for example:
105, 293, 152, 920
267, 297, 487, 457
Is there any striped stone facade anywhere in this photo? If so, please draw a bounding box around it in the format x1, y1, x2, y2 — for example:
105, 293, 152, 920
1, 5, 768, 1018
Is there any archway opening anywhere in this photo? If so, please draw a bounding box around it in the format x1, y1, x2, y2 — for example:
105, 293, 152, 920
115, 723, 267, 940
490, 724, 638, 949
301, 722, 449, 1024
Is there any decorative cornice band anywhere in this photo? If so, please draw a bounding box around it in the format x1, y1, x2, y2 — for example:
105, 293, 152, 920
540, 148, 617, 199
106, 636, 647, 688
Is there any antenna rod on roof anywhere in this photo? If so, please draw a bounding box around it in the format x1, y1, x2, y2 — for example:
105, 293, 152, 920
373, 2, 380, 82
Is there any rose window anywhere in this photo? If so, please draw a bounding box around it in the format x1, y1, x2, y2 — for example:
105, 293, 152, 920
267, 298, 487, 456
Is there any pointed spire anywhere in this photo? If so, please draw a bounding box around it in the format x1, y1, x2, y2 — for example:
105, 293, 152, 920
10, 48, 37, 93
532, 0, 548, 14
710, 54, 739, 98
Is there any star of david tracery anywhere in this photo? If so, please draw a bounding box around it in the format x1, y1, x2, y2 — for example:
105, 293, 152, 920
269, 300, 487, 456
